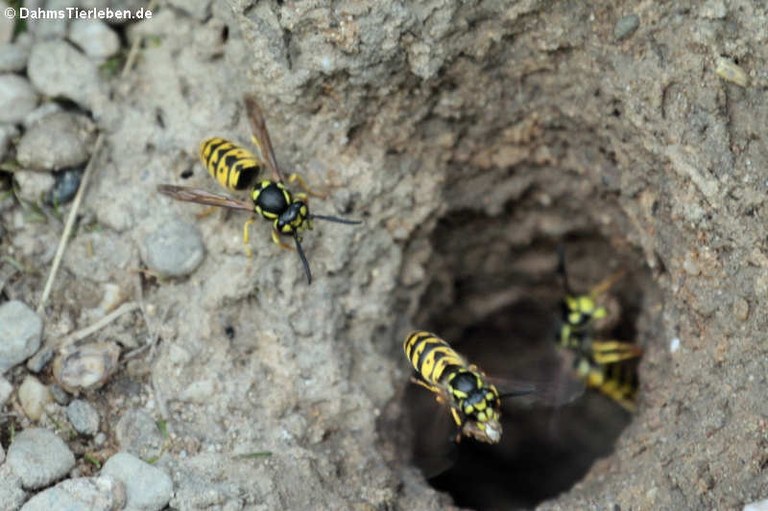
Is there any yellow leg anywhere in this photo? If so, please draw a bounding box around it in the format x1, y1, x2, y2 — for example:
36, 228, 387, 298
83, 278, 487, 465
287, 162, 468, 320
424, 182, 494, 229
242, 218, 255, 258
288, 172, 326, 199
196, 205, 219, 219
271, 228, 293, 250
589, 269, 626, 299
591, 340, 642, 364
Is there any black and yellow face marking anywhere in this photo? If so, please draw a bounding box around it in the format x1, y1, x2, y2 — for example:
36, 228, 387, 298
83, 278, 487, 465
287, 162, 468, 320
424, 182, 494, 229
158, 95, 361, 285
556, 248, 642, 412
404, 331, 503, 444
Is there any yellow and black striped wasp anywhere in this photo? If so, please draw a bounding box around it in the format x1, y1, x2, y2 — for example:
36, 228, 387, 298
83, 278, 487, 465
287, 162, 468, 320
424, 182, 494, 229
404, 331, 534, 444
157, 95, 360, 284
555, 246, 642, 412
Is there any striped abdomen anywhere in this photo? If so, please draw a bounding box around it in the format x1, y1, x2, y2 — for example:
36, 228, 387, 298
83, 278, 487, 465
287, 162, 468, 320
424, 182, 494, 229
404, 331, 466, 385
200, 138, 262, 191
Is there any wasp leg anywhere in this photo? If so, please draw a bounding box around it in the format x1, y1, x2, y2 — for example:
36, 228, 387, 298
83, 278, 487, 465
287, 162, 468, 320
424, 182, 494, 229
196, 205, 219, 220
588, 269, 626, 299
242, 218, 255, 258
591, 340, 643, 364
288, 172, 327, 199
409, 376, 440, 394
271, 228, 294, 251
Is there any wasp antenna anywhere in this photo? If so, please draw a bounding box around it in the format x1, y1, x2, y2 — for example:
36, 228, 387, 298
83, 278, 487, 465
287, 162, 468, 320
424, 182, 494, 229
294, 234, 312, 285
556, 244, 573, 294
310, 213, 362, 225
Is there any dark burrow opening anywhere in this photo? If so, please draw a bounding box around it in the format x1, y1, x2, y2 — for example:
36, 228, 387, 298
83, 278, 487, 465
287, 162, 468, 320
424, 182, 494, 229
399, 200, 660, 509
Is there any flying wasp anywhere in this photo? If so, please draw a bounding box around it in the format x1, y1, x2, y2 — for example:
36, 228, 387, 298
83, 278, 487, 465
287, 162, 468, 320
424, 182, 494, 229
555, 246, 642, 411
404, 331, 533, 444
157, 95, 360, 284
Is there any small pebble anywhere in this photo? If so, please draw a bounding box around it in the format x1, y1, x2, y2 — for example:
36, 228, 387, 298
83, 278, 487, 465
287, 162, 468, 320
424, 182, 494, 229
716, 57, 749, 87
6, 428, 76, 490
0, 42, 30, 73
68, 19, 121, 60
94, 432, 107, 447
53, 341, 121, 393
67, 399, 101, 436
0, 74, 39, 124
26, 346, 54, 373
141, 219, 206, 278
18, 475, 125, 511
732, 297, 749, 321
0, 376, 13, 406
49, 384, 72, 406
46, 167, 84, 206
18, 375, 52, 421
0, 300, 43, 374
115, 409, 165, 460
0, 465, 26, 510
13, 170, 56, 203
614, 14, 640, 41
17, 111, 96, 171
27, 40, 104, 111
101, 452, 173, 511
669, 337, 681, 353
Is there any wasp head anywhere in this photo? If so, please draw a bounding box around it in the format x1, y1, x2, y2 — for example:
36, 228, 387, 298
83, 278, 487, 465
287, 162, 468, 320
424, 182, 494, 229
275, 200, 312, 236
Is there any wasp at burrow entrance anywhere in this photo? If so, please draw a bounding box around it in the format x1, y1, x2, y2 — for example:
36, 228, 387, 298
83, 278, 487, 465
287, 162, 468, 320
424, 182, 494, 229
157, 96, 361, 284
404, 331, 535, 444
555, 246, 643, 412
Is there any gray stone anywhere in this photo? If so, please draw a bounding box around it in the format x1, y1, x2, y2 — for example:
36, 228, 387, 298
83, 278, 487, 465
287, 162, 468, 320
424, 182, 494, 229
49, 384, 71, 405
68, 19, 121, 59
140, 219, 205, 278
13, 171, 56, 203
67, 399, 100, 436
614, 14, 640, 41
27, 40, 104, 111
19, 475, 125, 511
7, 428, 76, 490
115, 409, 165, 460
17, 111, 96, 171
101, 453, 173, 511
0, 42, 30, 73
0, 464, 26, 510
0, 74, 39, 124
0, 300, 43, 374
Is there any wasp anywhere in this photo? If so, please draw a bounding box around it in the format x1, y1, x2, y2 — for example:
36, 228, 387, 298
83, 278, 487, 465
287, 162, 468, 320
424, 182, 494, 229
157, 95, 360, 284
404, 331, 533, 444
556, 246, 642, 411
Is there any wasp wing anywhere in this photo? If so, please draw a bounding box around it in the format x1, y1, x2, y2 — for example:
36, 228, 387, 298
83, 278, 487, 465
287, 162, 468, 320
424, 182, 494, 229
157, 185, 254, 213
244, 95, 284, 184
